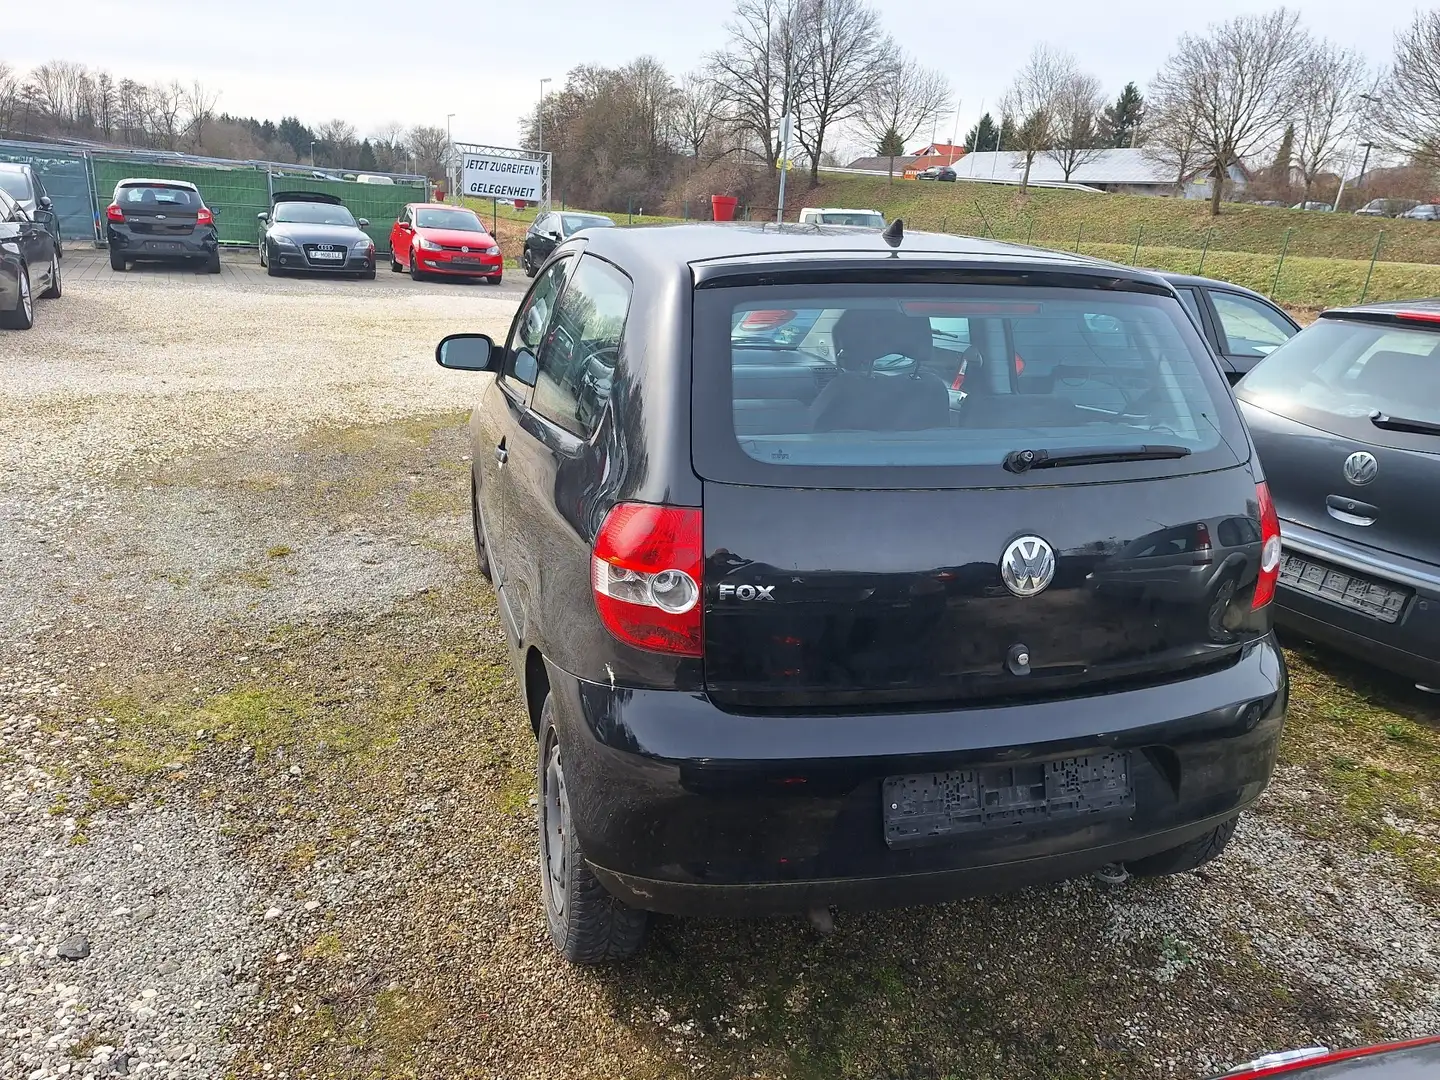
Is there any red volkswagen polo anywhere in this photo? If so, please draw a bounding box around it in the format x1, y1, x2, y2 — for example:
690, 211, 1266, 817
390, 203, 503, 284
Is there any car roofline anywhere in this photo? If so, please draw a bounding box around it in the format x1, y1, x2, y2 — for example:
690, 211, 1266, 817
113, 178, 200, 191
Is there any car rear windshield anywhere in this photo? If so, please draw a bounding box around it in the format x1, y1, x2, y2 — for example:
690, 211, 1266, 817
415, 208, 485, 231
692, 282, 1246, 488
274, 201, 357, 226
562, 214, 613, 234
117, 184, 197, 209
0, 170, 32, 200
1237, 317, 1440, 437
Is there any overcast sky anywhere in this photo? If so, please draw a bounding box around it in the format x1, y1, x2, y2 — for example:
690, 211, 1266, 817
7, 0, 1412, 156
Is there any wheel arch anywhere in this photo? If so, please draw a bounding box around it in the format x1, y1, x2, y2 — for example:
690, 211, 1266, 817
524, 647, 550, 738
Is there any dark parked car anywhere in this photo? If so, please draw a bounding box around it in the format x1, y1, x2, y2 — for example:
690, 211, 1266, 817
0, 187, 62, 330
1212, 1036, 1440, 1078
1236, 301, 1440, 691
917, 165, 957, 181
1162, 273, 1302, 382
435, 221, 1287, 963
1401, 203, 1440, 221
259, 191, 375, 279
522, 211, 615, 277
106, 178, 220, 273
0, 162, 62, 256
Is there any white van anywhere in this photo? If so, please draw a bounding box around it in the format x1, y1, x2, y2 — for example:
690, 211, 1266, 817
798, 207, 885, 228
355, 174, 396, 186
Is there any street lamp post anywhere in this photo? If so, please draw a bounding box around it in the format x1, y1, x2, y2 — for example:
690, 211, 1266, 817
311, 139, 317, 167
445, 113, 455, 199
1356, 92, 1383, 195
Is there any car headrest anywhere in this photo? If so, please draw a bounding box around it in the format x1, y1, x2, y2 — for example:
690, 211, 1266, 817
1354, 350, 1436, 399
832, 309, 933, 372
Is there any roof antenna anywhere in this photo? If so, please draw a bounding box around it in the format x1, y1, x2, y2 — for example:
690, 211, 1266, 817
882, 218, 904, 249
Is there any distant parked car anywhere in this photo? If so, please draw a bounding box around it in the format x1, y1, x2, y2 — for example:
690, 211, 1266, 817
390, 203, 502, 284
355, 174, 395, 185
1162, 273, 1301, 383
1253, 200, 1289, 208
258, 191, 375, 279
522, 211, 616, 277
796, 207, 887, 228
105, 178, 220, 273
1236, 300, 1440, 691
0, 187, 62, 330
0, 162, 62, 257
1401, 203, 1440, 221
917, 166, 957, 181
1355, 198, 1420, 217
1290, 201, 1333, 211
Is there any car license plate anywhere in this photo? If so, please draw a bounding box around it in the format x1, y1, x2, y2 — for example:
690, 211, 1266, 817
882, 753, 1134, 848
310, 250, 345, 261
1279, 552, 1408, 623
146, 241, 181, 251
450, 256, 482, 266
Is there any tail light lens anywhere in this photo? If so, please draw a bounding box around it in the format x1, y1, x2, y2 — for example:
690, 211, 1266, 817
1193, 521, 1213, 565
196, 207, 214, 227
105, 203, 124, 223
740, 310, 795, 331
592, 503, 703, 656
1252, 482, 1281, 609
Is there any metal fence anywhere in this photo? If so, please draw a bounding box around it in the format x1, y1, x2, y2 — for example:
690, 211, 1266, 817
0, 138, 427, 253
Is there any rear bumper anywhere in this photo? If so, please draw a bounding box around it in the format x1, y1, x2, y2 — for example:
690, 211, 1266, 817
107, 226, 216, 259
545, 637, 1288, 916
1274, 521, 1440, 684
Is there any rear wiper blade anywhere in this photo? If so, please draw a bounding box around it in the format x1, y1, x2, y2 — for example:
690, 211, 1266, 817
1002, 444, 1192, 473
1370, 411, 1440, 436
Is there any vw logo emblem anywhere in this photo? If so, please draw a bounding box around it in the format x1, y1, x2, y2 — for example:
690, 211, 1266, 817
1001, 536, 1056, 598
461, 246, 469, 253
1343, 451, 1378, 486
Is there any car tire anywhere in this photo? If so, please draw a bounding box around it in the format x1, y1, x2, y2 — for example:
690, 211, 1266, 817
409, 250, 424, 281
1, 264, 34, 330
206, 250, 222, 274
522, 248, 536, 278
109, 249, 126, 272
266, 247, 282, 277
471, 476, 493, 582
538, 701, 649, 964
1127, 815, 1240, 877
360, 267, 376, 280
486, 274, 502, 285
40, 251, 61, 299
390, 251, 403, 273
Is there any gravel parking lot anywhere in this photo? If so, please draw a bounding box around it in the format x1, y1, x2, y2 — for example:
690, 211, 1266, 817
2, 261, 1438, 1080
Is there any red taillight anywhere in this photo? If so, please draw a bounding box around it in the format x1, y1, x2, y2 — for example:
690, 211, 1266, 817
196, 207, 214, 227
105, 203, 124, 223
740, 309, 796, 331
1194, 521, 1213, 565
1015, 354, 1026, 374
1392, 309, 1440, 324
592, 503, 703, 656
950, 368, 965, 391
1252, 482, 1281, 609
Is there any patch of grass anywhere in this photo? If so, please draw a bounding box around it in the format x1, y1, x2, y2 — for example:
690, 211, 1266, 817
1279, 646, 1440, 887
232, 568, 272, 589
302, 932, 345, 961
267, 544, 294, 559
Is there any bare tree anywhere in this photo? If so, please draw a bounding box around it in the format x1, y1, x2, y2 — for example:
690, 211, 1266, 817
1045, 70, 1106, 182
407, 124, 451, 180
709, 0, 813, 167
1293, 42, 1366, 204
148, 80, 187, 150
855, 52, 951, 182
93, 71, 116, 140
1000, 45, 1072, 192
1377, 11, 1440, 168
183, 81, 220, 150
1149, 8, 1310, 215
793, 0, 890, 186
673, 72, 721, 161
1143, 96, 1208, 194
0, 62, 20, 136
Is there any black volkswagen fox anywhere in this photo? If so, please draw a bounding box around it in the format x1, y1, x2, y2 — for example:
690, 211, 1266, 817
105, 178, 221, 273
436, 222, 1288, 964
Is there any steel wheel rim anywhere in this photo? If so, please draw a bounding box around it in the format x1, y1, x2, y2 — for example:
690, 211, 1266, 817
51, 253, 58, 288
542, 741, 569, 921
20, 270, 31, 320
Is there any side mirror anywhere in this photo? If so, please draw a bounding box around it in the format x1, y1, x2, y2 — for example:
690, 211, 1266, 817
358, 218, 370, 228
398, 221, 412, 231
38, 196, 53, 211
257, 212, 269, 222
436, 333, 498, 372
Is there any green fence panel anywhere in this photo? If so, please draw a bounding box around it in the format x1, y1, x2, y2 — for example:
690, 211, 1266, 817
268, 173, 427, 253
90, 158, 270, 246
0, 142, 96, 246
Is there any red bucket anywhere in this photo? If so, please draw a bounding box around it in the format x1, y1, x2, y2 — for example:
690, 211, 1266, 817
711, 194, 738, 221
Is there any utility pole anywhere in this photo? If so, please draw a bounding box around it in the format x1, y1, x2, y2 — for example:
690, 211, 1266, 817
776, 73, 793, 225
445, 113, 455, 199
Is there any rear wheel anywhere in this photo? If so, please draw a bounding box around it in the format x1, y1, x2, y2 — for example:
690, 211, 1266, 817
538, 700, 648, 964
206, 250, 222, 274
40, 252, 62, 299
1, 264, 34, 329
1127, 815, 1240, 877
109, 249, 126, 272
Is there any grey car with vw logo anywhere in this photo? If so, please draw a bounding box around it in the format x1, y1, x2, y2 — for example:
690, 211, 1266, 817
1236, 300, 1440, 691
434, 220, 1287, 963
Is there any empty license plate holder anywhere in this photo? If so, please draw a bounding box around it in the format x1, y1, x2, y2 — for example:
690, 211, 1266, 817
882, 753, 1134, 848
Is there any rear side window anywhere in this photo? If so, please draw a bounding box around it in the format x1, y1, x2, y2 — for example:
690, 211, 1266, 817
117, 185, 197, 209
530, 255, 633, 438
1238, 318, 1440, 442
1211, 292, 1295, 358
0, 169, 32, 200
693, 283, 1246, 489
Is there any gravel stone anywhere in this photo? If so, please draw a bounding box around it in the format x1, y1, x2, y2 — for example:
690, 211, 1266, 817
55, 934, 91, 961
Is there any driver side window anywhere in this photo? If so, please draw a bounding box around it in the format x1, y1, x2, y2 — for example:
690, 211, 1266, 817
503, 255, 573, 392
